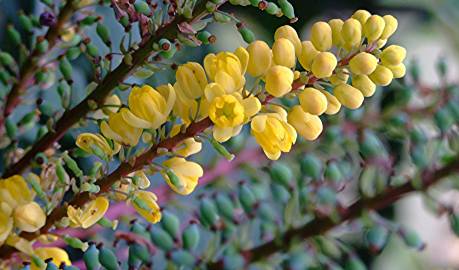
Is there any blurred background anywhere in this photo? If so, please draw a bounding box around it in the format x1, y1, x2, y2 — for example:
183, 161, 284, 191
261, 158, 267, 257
1, 0, 459, 269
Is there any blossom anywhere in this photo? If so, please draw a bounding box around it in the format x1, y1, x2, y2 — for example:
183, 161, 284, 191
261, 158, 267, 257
363, 15, 386, 42
13, 202, 46, 232
76, 133, 121, 157
341, 18, 362, 50
265, 65, 294, 97
333, 84, 364, 109
100, 111, 142, 146
175, 62, 208, 99
204, 51, 246, 93
121, 84, 176, 129
369, 64, 394, 86
298, 87, 328, 116
67, 196, 109, 229
298, 41, 319, 71
380, 45, 407, 66
310, 21, 332, 51
287, 105, 323, 141
132, 190, 161, 223
251, 107, 297, 160
272, 38, 296, 68
274, 25, 302, 55
245, 40, 272, 77
349, 52, 378, 75
311, 52, 337, 79
162, 157, 204, 195
352, 75, 377, 97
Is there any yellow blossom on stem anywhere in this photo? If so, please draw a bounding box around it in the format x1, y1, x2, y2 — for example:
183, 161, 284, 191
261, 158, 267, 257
175, 62, 208, 99
351, 9, 371, 26
363, 15, 385, 42
320, 90, 342, 115
162, 157, 204, 195
13, 202, 46, 232
274, 25, 302, 55
352, 74, 376, 97
298, 87, 328, 115
329, 69, 349, 86
328, 19, 344, 47
32, 247, 71, 270
234, 47, 249, 74
100, 111, 142, 146
380, 45, 407, 66
0, 207, 12, 245
298, 41, 319, 71
246, 40, 272, 77
121, 84, 176, 130
0, 175, 34, 208
272, 38, 296, 68
251, 108, 297, 160
311, 52, 337, 78
381, 15, 398, 40
67, 196, 109, 229
349, 52, 378, 75
311, 21, 333, 51
369, 64, 394, 86
132, 191, 161, 223
287, 105, 323, 141
204, 51, 246, 93
333, 83, 364, 109
76, 133, 121, 157
265, 65, 294, 97
341, 18, 362, 50
387, 63, 406, 78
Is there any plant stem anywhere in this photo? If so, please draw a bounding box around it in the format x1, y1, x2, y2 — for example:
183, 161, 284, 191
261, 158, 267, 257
206, 157, 459, 269
1, 0, 214, 178
2, 0, 77, 124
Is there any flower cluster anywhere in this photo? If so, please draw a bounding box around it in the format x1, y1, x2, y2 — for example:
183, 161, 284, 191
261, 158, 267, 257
75, 9, 405, 227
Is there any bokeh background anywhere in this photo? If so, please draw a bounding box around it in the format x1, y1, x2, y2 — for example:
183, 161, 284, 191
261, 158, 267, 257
1, 0, 459, 269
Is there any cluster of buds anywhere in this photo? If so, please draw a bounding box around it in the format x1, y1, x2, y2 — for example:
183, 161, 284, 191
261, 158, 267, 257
73, 9, 405, 231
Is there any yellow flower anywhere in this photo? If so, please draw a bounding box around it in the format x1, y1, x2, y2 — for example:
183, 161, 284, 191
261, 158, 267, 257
204, 51, 245, 93
349, 52, 378, 75
369, 64, 393, 86
0, 175, 34, 209
162, 157, 204, 195
333, 84, 364, 109
298, 41, 319, 71
246, 40, 272, 77
329, 69, 349, 86
132, 190, 161, 223
67, 197, 109, 229
320, 90, 342, 115
386, 63, 406, 78
129, 170, 151, 189
176, 62, 208, 99
264, 65, 294, 97
311, 21, 332, 51
76, 133, 121, 157
121, 84, 176, 130
234, 47, 249, 74
328, 19, 344, 47
0, 206, 13, 245
205, 83, 261, 142
298, 87, 328, 115
172, 83, 208, 125
341, 18, 362, 50
363, 15, 385, 42
352, 74, 376, 97
381, 15, 398, 40
101, 94, 121, 115
175, 138, 202, 157
274, 25, 302, 55
287, 105, 323, 141
351, 9, 371, 26
100, 111, 142, 146
311, 52, 337, 79
13, 202, 46, 232
251, 108, 297, 160
32, 247, 71, 270
272, 38, 296, 68
380, 45, 406, 66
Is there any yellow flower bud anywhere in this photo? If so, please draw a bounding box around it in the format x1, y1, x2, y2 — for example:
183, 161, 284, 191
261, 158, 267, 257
272, 38, 296, 68
298, 41, 319, 71
349, 52, 378, 75
0, 208, 13, 244
386, 63, 406, 78
363, 15, 385, 42
298, 87, 328, 115
13, 202, 46, 232
175, 138, 202, 157
380, 45, 406, 66
274, 25, 302, 55
33, 247, 71, 270
67, 197, 109, 229
162, 157, 204, 195
351, 9, 371, 26
204, 52, 245, 93
311, 52, 337, 78
0, 175, 35, 210
101, 94, 121, 115
341, 18, 362, 50
328, 19, 344, 47
246, 40, 272, 77
320, 89, 342, 115
76, 133, 120, 157
329, 69, 349, 86
352, 74, 376, 97
369, 64, 393, 86
333, 84, 364, 109
100, 111, 142, 146
310, 21, 333, 51
287, 105, 323, 141
132, 190, 161, 223
251, 109, 297, 160
381, 15, 398, 40
176, 62, 208, 99
265, 65, 294, 97
129, 170, 151, 189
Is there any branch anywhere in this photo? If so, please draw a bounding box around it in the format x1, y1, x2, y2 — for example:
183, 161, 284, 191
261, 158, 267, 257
207, 156, 459, 269
2, 0, 77, 122
1, 0, 214, 178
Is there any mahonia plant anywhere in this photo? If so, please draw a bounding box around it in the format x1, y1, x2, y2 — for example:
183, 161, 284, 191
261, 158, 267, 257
0, 0, 410, 268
